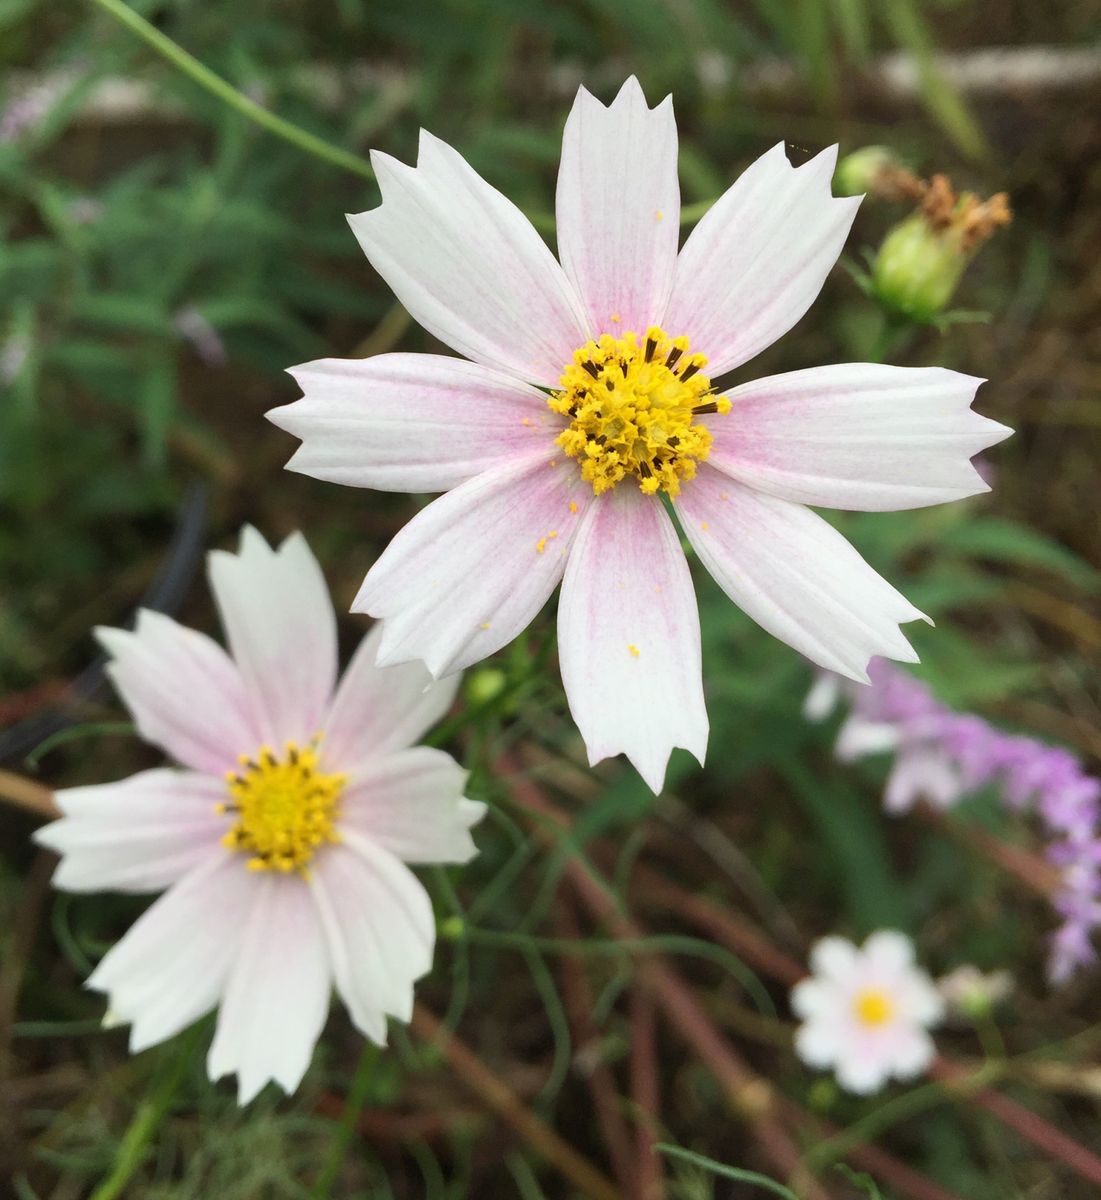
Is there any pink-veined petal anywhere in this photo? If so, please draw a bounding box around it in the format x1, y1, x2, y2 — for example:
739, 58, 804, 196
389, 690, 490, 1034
87, 853, 255, 1054
676, 467, 926, 682
556, 76, 679, 335
96, 611, 259, 775
323, 622, 461, 770
36, 769, 227, 893
271, 354, 554, 493
664, 144, 860, 376
557, 487, 707, 793
348, 130, 589, 384
207, 875, 331, 1104
354, 455, 591, 677
707, 364, 1012, 510
308, 834, 435, 1043
339, 746, 484, 864
208, 527, 337, 750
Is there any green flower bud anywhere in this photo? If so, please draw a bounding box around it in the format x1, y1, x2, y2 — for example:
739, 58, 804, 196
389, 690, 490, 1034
465, 667, 507, 706
871, 214, 967, 321
834, 146, 897, 197
438, 915, 465, 941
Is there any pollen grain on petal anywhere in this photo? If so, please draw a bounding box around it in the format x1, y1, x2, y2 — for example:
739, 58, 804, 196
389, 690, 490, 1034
628, 643, 641, 658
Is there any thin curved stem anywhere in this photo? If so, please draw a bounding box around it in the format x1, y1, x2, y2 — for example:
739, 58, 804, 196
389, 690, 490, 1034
87, 0, 375, 182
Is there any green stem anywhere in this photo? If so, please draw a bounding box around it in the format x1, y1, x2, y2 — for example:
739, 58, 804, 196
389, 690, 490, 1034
310, 1044, 380, 1200
89, 1031, 198, 1200
87, 0, 375, 182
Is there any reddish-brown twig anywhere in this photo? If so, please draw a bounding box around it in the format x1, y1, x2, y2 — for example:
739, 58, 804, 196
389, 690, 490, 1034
555, 896, 636, 1191
630, 989, 665, 1200
0, 770, 59, 821
409, 1003, 620, 1200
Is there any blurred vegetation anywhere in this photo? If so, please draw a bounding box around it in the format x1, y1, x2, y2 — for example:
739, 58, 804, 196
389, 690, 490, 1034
2, 0, 1101, 1197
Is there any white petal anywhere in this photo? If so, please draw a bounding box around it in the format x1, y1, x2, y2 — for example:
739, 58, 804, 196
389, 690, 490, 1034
36, 769, 226, 893
809, 936, 859, 981
897, 976, 946, 1027
794, 1019, 841, 1068
354, 455, 591, 677
556, 77, 679, 335
87, 854, 254, 1054
862, 930, 915, 973
272, 354, 554, 493
349, 131, 589, 384
664, 144, 860, 375
707, 365, 1012, 511
96, 612, 259, 775
676, 467, 926, 682
835, 717, 900, 762
835, 1050, 890, 1094
884, 748, 961, 814
309, 834, 435, 1042
889, 1028, 937, 1079
323, 622, 461, 770
791, 977, 842, 1022
340, 747, 484, 864
803, 672, 842, 721
208, 527, 337, 749
558, 488, 707, 793
207, 876, 331, 1104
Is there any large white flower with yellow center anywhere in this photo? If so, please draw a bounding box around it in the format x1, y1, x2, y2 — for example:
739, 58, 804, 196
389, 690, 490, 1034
269, 77, 1011, 793
792, 932, 945, 1094
35, 528, 485, 1104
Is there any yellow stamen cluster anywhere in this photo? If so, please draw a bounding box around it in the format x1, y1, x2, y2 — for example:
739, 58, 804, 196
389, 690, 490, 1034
853, 988, 895, 1027
547, 326, 728, 498
219, 740, 344, 876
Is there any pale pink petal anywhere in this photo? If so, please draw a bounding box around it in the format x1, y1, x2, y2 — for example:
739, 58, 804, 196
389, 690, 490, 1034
557, 488, 707, 792
795, 1019, 842, 1068
884, 748, 962, 814
348, 131, 589, 384
271, 354, 554, 493
897, 977, 946, 1027
887, 1027, 937, 1079
207, 876, 331, 1103
809, 936, 859, 981
87, 854, 254, 1054
340, 747, 484, 864
354, 455, 591, 677
791, 978, 843, 1023
676, 467, 926, 682
208, 527, 337, 749
36, 769, 226, 893
836, 717, 900, 762
96, 611, 259, 775
322, 622, 461, 770
707, 365, 1012, 510
863, 931, 915, 974
803, 672, 842, 721
834, 1048, 891, 1094
556, 77, 679, 335
664, 144, 860, 376
309, 835, 435, 1042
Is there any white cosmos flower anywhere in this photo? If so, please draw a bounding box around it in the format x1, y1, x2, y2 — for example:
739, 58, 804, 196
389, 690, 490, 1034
792, 931, 945, 1094
35, 527, 485, 1104
269, 76, 1012, 794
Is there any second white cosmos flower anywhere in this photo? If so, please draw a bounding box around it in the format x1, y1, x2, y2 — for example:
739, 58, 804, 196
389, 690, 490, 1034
270, 77, 1011, 793
36, 528, 485, 1103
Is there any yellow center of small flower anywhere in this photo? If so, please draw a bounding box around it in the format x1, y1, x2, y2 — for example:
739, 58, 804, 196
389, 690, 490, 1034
219, 740, 345, 876
548, 326, 728, 498
853, 988, 895, 1027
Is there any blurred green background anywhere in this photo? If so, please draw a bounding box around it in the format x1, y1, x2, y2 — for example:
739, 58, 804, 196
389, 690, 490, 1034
2, 0, 1100, 1197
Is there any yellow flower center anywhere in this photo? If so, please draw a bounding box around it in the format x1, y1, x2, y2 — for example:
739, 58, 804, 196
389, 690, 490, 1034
219, 740, 345, 876
853, 988, 895, 1027
548, 326, 728, 498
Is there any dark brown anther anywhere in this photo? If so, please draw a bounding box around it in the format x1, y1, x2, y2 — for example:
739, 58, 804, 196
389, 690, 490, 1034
679, 363, 700, 382
620, 359, 629, 376
639, 461, 652, 478
693, 401, 720, 415
666, 346, 683, 370
605, 379, 615, 391
582, 360, 600, 379
645, 337, 657, 362
667, 436, 679, 448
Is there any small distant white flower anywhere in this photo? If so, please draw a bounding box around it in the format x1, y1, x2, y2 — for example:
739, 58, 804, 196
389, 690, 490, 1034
792, 931, 944, 1094
36, 527, 485, 1104
937, 964, 1013, 1022
270, 76, 1010, 794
